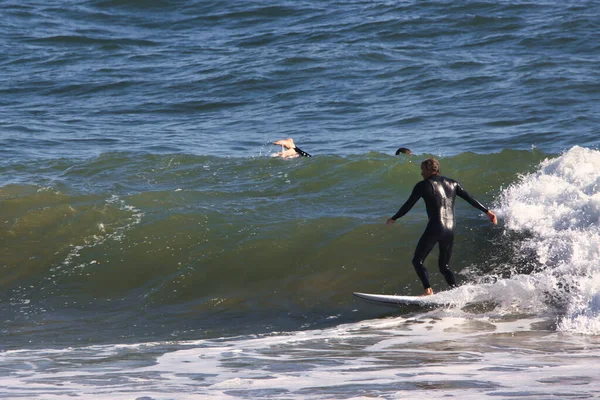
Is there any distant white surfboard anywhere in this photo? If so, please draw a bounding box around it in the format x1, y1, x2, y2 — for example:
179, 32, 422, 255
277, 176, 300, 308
352, 292, 451, 307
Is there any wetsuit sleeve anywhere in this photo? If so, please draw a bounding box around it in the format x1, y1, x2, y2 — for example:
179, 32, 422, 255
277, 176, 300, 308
391, 182, 423, 220
456, 184, 489, 213
294, 147, 311, 157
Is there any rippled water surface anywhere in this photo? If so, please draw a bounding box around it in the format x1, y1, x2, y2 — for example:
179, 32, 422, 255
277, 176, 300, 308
1, 1, 599, 398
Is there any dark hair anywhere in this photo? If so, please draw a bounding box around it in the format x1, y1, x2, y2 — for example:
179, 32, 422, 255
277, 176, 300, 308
421, 158, 440, 174
395, 147, 412, 155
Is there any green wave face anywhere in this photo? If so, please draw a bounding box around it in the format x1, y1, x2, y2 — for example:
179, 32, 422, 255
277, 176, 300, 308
0, 148, 558, 344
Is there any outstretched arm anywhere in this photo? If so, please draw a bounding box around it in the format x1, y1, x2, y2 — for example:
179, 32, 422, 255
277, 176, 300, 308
386, 182, 423, 226
456, 184, 497, 225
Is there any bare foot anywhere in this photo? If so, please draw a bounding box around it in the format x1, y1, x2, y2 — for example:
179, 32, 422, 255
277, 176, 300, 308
420, 288, 433, 296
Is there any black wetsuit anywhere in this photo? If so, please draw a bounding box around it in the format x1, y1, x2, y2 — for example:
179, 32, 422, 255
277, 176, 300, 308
294, 147, 311, 157
391, 175, 489, 290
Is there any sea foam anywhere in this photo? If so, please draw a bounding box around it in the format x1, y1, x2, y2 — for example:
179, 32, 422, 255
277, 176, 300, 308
498, 146, 600, 334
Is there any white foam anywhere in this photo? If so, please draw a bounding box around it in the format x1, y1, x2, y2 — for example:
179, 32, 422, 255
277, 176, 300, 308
55, 195, 144, 273
3, 315, 598, 399
497, 146, 600, 334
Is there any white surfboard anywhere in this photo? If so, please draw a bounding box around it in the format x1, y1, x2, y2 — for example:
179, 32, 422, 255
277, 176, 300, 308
352, 291, 451, 307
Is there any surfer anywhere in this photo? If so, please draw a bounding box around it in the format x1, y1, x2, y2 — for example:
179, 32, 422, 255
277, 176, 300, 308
386, 158, 497, 296
272, 138, 311, 158
395, 147, 412, 155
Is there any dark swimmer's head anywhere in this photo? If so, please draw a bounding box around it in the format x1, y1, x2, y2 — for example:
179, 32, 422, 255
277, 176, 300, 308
395, 147, 412, 155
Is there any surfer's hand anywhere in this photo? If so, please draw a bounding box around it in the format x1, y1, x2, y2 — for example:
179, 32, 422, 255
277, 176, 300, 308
486, 210, 498, 225
386, 218, 396, 227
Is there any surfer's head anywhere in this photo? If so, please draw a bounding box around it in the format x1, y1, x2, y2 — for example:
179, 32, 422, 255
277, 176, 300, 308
395, 147, 412, 155
420, 158, 440, 179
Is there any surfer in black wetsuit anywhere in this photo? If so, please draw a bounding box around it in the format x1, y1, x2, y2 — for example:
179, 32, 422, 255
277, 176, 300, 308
272, 138, 311, 158
386, 158, 497, 296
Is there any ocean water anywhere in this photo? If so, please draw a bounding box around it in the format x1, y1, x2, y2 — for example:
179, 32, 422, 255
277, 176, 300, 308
1, 0, 600, 399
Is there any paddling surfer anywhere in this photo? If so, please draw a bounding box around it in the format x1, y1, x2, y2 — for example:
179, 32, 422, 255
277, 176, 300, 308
272, 138, 311, 158
386, 158, 497, 296
395, 147, 412, 155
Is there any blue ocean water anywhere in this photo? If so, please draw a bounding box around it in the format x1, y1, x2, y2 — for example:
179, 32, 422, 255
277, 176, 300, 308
1, 1, 600, 399
2, 0, 598, 162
